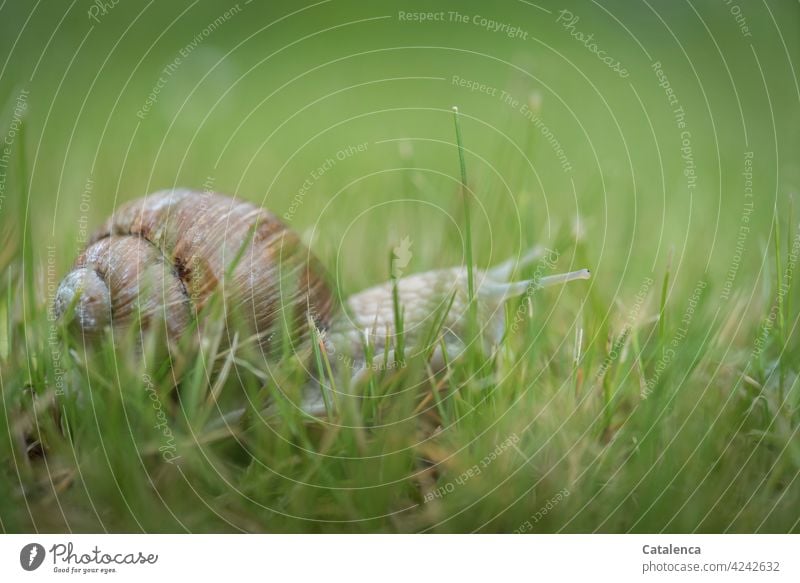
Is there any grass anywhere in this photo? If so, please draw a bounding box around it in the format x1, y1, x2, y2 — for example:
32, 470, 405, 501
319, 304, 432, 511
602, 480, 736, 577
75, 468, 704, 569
1, 126, 798, 533
1, 0, 799, 533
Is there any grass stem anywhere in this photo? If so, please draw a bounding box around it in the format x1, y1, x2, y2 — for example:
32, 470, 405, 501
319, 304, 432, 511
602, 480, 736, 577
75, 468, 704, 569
452, 106, 479, 365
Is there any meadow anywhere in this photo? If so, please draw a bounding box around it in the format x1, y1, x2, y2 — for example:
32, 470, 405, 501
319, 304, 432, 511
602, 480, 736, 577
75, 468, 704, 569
0, 0, 798, 532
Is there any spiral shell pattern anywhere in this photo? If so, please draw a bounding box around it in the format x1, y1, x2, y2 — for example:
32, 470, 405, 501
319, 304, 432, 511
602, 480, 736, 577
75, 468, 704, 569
54, 189, 337, 355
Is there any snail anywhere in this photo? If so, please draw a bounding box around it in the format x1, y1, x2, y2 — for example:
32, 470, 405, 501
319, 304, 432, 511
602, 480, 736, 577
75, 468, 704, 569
55, 189, 590, 409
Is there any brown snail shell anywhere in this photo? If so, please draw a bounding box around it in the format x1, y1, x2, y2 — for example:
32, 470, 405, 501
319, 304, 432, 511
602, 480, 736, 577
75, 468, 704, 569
54, 189, 336, 356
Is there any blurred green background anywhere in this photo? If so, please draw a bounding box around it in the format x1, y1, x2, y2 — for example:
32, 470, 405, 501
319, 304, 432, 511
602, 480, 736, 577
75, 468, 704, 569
2, 0, 797, 296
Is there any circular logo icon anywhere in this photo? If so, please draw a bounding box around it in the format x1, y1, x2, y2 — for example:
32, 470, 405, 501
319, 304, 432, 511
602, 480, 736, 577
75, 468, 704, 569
19, 543, 46, 571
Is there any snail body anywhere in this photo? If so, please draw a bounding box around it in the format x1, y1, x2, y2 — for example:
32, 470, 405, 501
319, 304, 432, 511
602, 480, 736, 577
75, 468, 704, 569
56, 189, 590, 374
331, 256, 590, 368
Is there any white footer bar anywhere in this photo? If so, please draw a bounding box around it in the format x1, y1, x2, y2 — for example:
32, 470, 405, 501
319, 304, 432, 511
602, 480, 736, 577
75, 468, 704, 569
1, 534, 796, 582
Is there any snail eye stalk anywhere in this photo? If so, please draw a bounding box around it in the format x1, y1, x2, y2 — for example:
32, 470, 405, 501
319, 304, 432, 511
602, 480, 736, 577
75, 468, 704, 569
479, 269, 591, 301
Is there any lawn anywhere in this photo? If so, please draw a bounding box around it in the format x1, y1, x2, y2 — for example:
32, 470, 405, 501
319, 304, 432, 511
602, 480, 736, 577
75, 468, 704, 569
0, 0, 798, 533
